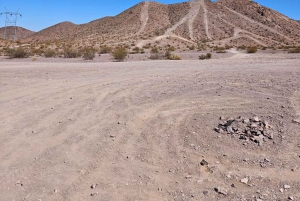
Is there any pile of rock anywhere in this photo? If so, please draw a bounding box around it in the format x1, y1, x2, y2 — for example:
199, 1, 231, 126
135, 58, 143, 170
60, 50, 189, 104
214, 116, 275, 146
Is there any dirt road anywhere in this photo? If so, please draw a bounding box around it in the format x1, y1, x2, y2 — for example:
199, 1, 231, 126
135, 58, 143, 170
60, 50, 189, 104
0, 55, 300, 200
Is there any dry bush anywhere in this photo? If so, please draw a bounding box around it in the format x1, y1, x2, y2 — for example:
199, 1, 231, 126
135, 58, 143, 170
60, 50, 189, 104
44, 49, 56, 58
168, 54, 182, 60
112, 47, 128, 62
82, 47, 96, 60
5, 47, 29, 59
199, 53, 212, 60
63, 48, 81, 58
99, 46, 113, 54
288, 47, 300, 53
247, 46, 258, 53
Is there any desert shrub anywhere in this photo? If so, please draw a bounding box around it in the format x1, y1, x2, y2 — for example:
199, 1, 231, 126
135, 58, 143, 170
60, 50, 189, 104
151, 47, 159, 54
99, 46, 113, 54
5, 47, 29, 59
132, 47, 140, 54
288, 47, 300, 53
112, 47, 128, 62
237, 45, 246, 50
168, 54, 182, 60
167, 46, 175, 52
31, 48, 44, 56
63, 48, 81, 58
82, 47, 96, 60
189, 45, 195, 50
247, 46, 258, 53
44, 49, 56, 58
199, 53, 212, 60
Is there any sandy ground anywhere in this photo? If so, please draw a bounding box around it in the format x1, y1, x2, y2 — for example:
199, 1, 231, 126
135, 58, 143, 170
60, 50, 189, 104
0, 52, 300, 201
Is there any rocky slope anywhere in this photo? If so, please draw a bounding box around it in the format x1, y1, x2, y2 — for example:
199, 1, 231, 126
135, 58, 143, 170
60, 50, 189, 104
21, 0, 300, 47
0, 26, 34, 41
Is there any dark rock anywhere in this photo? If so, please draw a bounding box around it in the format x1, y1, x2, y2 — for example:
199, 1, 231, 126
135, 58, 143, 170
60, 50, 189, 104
200, 159, 208, 166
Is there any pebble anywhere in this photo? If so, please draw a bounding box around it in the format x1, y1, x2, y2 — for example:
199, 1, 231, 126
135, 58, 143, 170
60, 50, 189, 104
200, 159, 208, 166
252, 116, 260, 122
288, 196, 294, 200
284, 185, 291, 189
240, 177, 249, 184
214, 187, 227, 196
185, 175, 192, 179
91, 184, 96, 189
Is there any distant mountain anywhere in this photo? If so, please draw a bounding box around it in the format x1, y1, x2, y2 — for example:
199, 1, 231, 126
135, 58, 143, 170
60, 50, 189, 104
21, 0, 300, 47
0, 26, 34, 41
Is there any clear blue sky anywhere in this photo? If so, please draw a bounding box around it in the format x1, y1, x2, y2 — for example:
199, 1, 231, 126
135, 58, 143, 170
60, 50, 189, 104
0, 0, 299, 32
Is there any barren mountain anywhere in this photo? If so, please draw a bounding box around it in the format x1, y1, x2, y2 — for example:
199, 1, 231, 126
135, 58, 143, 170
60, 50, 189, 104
22, 0, 300, 47
0, 26, 34, 41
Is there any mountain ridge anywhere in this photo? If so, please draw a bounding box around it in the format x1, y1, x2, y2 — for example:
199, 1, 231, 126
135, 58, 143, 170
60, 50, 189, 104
12, 0, 300, 47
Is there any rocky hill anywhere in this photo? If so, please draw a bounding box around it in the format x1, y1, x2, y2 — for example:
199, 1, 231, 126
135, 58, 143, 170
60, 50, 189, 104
21, 0, 300, 47
0, 26, 34, 41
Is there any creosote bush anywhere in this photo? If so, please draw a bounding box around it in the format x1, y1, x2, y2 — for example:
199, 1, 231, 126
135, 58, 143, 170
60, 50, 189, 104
63, 48, 81, 58
247, 46, 258, 54
44, 49, 56, 58
82, 47, 96, 60
199, 53, 212, 60
6, 47, 29, 59
112, 47, 128, 62
288, 47, 300, 53
99, 46, 113, 54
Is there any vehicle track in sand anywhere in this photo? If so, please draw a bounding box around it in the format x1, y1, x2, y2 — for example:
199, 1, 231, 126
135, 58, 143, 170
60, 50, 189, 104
1, 57, 300, 200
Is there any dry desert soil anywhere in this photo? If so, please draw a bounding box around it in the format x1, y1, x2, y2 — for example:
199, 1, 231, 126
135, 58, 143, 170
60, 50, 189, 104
0, 52, 300, 201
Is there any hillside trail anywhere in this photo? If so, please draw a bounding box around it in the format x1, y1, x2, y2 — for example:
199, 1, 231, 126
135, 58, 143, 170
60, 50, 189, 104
199, 0, 212, 40
137, 1, 149, 35
136, 0, 200, 48
221, 4, 292, 42
210, 14, 268, 47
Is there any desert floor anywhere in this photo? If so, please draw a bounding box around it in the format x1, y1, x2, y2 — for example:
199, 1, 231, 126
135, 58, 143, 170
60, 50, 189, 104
0, 52, 300, 201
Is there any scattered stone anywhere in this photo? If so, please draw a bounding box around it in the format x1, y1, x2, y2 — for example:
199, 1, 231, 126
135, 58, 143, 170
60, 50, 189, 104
292, 119, 300, 124
220, 116, 225, 120
252, 116, 260, 122
16, 180, 23, 186
91, 184, 97, 189
203, 190, 209, 195
256, 199, 263, 201
109, 134, 116, 138
280, 188, 284, 193
284, 185, 291, 189
185, 175, 192, 179
54, 189, 58, 193
288, 196, 294, 200
200, 159, 208, 166
90, 193, 98, 196
214, 116, 278, 145
240, 177, 249, 184
214, 187, 227, 196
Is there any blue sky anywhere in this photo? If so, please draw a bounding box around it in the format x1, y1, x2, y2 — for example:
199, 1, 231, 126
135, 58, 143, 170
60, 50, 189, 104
0, 0, 299, 32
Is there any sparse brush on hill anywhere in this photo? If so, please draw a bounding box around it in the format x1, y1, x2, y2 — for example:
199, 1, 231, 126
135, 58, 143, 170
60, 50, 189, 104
199, 53, 212, 60
5, 47, 30, 59
44, 49, 56, 58
82, 47, 96, 60
112, 47, 128, 62
63, 48, 81, 58
247, 46, 258, 54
